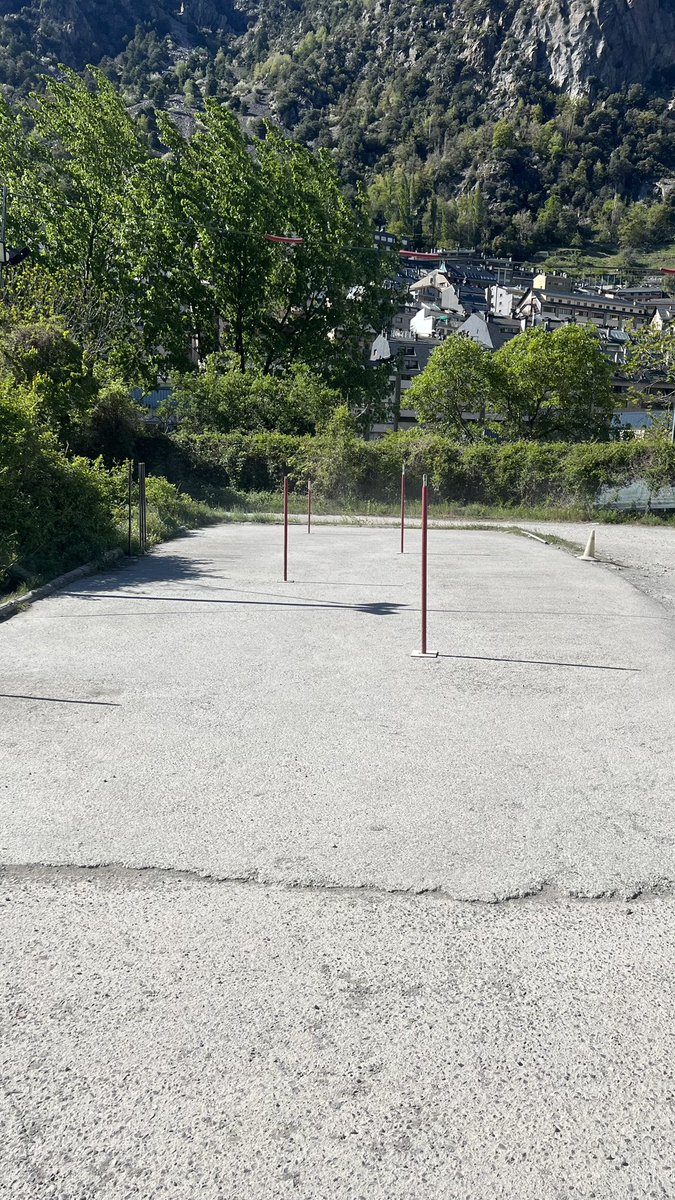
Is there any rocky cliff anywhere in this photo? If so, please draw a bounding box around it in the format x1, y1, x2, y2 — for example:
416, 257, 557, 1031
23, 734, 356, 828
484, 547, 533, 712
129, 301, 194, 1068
0, 0, 673, 94
0, 0, 673, 251
0, 1, 667, 93
488, 0, 675, 95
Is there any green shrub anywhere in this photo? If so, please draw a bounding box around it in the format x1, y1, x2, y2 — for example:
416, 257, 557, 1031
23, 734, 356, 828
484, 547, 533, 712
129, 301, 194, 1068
170, 431, 304, 492
0, 378, 120, 587
150, 426, 675, 512
561, 441, 637, 501
142, 475, 220, 544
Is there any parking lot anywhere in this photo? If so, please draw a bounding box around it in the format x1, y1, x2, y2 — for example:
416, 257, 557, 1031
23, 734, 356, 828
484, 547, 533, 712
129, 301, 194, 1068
2, 522, 675, 1197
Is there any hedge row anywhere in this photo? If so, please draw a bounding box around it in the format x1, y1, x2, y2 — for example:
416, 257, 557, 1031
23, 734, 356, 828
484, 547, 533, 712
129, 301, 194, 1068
148, 430, 675, 507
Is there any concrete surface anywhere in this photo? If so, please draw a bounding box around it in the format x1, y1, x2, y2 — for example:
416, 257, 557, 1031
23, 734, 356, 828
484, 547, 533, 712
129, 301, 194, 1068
3, 868, 675, 1200
2, 523, 675, 1197
506, 520, 675, 620
2, 524, 674, 898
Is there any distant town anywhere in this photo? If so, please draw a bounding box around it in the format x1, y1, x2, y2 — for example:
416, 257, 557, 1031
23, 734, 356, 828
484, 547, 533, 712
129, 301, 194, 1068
368, 246, 675, 438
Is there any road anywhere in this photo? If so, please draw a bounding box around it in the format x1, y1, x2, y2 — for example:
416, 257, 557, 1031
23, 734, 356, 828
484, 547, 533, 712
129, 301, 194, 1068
2, 522, 675, 1198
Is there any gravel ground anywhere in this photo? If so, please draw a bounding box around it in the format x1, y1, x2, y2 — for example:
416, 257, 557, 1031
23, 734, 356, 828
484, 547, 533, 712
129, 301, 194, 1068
503, 520, 675, 619
2, 522, 674, 1198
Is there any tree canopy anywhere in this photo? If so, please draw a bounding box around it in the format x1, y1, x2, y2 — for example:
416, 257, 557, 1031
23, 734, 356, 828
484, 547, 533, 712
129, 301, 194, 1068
407, 326, 616, 442
406, 336, 506, 441
494, 325, 616, 441
0, 70, 397, 414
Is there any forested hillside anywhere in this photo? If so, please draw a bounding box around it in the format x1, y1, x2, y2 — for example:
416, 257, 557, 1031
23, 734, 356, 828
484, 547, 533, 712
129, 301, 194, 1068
0, 0, 674, 255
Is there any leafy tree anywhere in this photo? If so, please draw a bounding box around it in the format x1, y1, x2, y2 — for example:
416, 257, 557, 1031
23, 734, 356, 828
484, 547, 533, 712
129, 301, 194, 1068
0, 73, 396, 396
492, 120, 516, 153
18, 69, 146, 286
165, 108, 396, 416
76, 382, 146, 463
2, 262, 142, 377
163, 103, 277, 373
169, 353, 341, 435
495, 325, 615, 441
619, 203, 650, 251
0, 71, 165, 379
406, 335, 506, 440
626, 323, 675, 431
628, 323, 675, 384
0, 320, 98, 444
256, 125, 397, 404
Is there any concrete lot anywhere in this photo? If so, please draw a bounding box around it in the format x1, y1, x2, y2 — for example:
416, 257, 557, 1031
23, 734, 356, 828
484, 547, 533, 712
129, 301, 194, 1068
2, 523, 675, 1197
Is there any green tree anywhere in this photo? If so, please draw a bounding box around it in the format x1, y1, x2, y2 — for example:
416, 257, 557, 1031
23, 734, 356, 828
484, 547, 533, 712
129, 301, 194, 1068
0, 70, 168, 379
76, 382, 145, 463
406, 335, 505, 440
619, 203, 650, 251
165, 108, 396, 416
256, 125, 397, 406
170, 353, 340, 435
0, 320, 98, 444
492, 120, 516, 153
163, 103, 276, 373
495, 325, 615, 441
626, 323, 675, 426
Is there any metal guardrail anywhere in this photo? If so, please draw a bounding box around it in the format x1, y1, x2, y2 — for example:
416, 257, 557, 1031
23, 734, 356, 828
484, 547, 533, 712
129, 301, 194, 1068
598, 482, 675, 511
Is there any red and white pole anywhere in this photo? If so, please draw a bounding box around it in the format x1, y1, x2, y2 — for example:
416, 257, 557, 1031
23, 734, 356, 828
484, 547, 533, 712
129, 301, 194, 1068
283, 475, 289, 582
400, 463, 406, 554
412, 472, 437, 658
307, 479, 312, 534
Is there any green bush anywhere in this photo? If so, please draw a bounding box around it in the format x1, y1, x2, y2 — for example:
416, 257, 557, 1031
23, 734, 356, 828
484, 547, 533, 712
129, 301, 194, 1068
157, 427, 675, 510
166, 431, 304, 493
0, 378, 120, 588
142, 475, 221, 545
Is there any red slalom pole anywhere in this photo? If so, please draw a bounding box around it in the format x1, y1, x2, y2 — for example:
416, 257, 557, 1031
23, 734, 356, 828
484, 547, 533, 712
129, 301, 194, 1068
307, 479, 312, 534
421, 473, 428, 652
283, 475, 289, 582
400, 463, 406, 553
412, 472, 437, 658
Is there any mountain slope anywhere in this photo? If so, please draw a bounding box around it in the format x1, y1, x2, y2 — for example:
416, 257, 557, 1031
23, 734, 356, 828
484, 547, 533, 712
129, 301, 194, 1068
1, 1, 674, 93
0, 1, 673, 257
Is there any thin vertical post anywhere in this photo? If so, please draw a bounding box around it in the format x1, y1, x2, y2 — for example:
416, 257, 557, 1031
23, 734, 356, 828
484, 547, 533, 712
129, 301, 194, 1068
127, 460, 133, 555
421, 472, 428, 654
307, 479, 312, 534
400, 463, 406, 554
138, 462, 146, 555
411, 472, 437, 658
283, 475, 289, 581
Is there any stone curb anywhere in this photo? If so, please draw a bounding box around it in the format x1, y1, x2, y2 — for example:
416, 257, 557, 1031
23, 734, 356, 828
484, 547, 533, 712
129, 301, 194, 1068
0, 548, 125, 623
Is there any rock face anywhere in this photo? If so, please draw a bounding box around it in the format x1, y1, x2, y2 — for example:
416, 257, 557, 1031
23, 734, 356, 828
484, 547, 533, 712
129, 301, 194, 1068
489, 0, 675, 95
0, 0, 673, 97
0, 1, 243, 66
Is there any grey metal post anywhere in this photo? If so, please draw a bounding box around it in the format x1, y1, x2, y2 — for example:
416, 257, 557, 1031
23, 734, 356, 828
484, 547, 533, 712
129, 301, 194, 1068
138, 462, 147, 554
127, 461, 133, 555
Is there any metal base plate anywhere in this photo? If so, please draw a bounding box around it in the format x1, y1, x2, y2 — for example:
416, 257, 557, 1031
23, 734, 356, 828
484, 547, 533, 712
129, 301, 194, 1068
411, 650, 439, 658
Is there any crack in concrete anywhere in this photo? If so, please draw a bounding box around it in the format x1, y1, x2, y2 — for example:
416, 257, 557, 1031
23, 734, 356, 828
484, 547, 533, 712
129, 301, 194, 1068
2, 862, 674, 905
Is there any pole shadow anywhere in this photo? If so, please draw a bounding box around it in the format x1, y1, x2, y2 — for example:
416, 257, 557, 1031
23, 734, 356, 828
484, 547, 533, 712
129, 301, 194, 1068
436, 653, 639, 673
64, 591, 407, 617
0, 693, 121, 706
